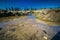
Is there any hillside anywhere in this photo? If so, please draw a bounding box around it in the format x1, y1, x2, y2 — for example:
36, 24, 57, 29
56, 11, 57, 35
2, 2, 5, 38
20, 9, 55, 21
35, 9, 60, 22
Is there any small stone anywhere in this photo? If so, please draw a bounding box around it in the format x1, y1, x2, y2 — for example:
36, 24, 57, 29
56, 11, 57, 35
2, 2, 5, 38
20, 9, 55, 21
22, 24, 24, 26
43, 36, 48, 40
43, 30, 47, 34
37, 30, 38, 32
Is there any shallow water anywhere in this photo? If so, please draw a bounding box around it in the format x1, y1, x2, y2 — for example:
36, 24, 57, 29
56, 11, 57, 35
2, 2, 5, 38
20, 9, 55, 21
0, 14, 60, 40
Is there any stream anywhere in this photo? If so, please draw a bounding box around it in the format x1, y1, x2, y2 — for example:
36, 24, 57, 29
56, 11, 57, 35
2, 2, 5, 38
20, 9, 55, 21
0, 14, 60, 40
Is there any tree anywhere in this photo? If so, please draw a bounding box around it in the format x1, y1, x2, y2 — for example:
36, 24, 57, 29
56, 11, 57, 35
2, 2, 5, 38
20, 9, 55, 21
24, 8, 30, 11
15, 8, 20, 11
31, 8, 35, 10
11, 7, 14, 11
9, 8, 11, 11
6, 8, 8, 11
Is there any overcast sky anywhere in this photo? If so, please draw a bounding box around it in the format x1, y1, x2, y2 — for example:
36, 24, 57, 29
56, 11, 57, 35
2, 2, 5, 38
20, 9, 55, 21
0, 0, 60, 9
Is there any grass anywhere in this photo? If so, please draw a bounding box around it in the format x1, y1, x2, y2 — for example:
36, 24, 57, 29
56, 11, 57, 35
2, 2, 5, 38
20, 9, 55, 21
0, 16, 26, 22
36, 14, 60, 22
36, 16, 60, 26
35, 9, 60, 23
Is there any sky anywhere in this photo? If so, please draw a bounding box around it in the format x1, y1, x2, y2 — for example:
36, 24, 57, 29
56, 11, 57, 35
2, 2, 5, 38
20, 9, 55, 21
0, 0, 60, 9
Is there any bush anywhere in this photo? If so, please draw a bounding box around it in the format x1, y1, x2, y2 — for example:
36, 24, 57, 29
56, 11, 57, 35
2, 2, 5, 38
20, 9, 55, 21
15, 12, 21, 16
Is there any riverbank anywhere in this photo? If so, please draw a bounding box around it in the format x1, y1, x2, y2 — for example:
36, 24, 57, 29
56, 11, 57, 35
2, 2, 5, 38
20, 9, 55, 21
36, 18, 60, 26
0, 16, 26, 22
35, 9, 60, 26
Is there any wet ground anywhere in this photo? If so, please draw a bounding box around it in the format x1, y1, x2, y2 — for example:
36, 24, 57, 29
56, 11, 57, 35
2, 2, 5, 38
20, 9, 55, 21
0, 14, 60, 40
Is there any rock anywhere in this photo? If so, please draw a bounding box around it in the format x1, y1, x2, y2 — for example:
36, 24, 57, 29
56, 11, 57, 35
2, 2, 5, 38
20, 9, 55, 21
43, 30, 47, 34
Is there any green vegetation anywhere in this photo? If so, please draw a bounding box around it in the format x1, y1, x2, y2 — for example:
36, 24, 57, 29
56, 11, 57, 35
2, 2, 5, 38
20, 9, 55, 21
0, 7, 30, 18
